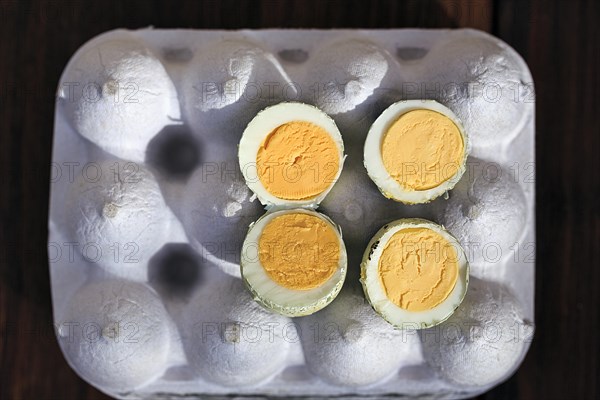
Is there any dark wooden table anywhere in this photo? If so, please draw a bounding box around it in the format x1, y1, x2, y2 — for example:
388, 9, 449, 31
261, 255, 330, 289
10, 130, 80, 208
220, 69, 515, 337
1, 0, 598, 399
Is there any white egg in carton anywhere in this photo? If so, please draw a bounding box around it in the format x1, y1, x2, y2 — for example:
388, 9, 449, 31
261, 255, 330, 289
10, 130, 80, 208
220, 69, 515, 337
49, 28, 535, 399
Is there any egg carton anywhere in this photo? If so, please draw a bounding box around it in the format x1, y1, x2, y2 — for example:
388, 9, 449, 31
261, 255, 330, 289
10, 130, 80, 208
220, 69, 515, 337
49, 28, 535, 399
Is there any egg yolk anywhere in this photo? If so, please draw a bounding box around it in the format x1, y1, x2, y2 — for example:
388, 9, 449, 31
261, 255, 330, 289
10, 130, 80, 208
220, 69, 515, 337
378, 227, 459, 311
381, 110, 464, 191
256, 121, 339, 200
258, 213, 340, 290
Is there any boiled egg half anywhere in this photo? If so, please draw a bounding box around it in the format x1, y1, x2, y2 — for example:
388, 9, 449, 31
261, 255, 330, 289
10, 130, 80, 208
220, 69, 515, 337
239, 102, 345, 209
241, 208, 347, 316
361, 218, 469, 329
364, 100, 470, 204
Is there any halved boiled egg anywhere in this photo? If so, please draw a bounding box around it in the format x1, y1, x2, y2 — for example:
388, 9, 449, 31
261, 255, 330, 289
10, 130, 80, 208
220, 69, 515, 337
241, 208, 347, 316
238, 102, 345, 209
360, 218, 469, 329
364, 100, 470, 204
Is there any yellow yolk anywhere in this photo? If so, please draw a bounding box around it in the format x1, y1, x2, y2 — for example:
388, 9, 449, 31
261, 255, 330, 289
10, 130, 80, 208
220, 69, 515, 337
378, 227, 458, 312
258, 213, 340, 290
381, 110, 464, 191
256, 121, 339, 200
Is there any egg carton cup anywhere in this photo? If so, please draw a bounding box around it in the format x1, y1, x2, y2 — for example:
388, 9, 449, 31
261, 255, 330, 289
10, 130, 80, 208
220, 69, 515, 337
49, 28, 535, 399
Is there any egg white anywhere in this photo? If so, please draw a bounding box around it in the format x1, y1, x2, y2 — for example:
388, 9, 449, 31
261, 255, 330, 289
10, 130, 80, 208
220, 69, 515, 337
364, 100, 470, 204
241, 209, 347, 317
238, 102, 345, 209
360, 218, 469, 329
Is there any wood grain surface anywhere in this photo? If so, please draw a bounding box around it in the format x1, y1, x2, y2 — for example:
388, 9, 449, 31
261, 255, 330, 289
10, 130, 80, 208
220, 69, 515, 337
0, 0, 598, 399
